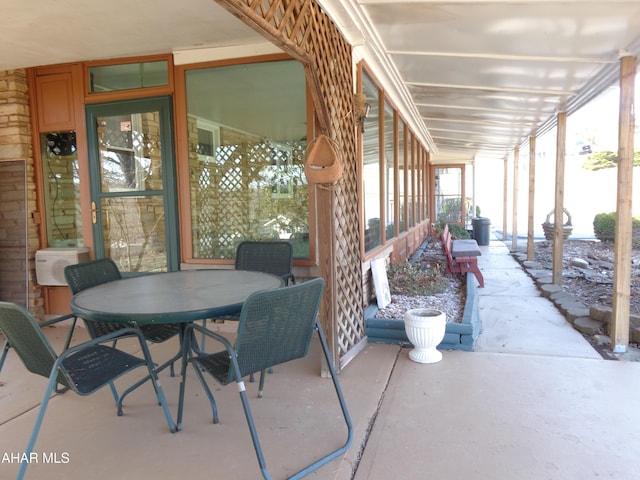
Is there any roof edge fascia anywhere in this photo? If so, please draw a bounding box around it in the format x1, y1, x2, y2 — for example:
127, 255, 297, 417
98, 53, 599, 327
317, 0, 437, 152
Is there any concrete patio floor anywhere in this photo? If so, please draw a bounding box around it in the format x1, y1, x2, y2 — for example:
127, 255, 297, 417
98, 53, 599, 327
2, 238, 640, 479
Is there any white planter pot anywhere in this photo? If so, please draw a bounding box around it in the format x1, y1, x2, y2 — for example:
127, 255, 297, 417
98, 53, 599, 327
403, 308, 446, 363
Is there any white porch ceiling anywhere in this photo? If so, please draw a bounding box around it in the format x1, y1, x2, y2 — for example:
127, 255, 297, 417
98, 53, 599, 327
326, 0, 640, 162
2, 0, 640, 163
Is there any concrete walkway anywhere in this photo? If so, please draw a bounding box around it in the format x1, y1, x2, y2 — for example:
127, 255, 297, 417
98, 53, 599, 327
2, 238, 640, 479
354, 238, 640, 480
474, 240, 601, 358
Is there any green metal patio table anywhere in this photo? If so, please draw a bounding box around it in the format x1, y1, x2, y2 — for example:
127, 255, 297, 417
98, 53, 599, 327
70, 269, 284, 324
69, 269, 284, 428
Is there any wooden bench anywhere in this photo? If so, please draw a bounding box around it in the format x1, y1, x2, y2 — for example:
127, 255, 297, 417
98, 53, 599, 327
440, 224, 484, 287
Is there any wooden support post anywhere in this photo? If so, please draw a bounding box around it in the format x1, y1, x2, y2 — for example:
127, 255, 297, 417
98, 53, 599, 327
503, 157, 508, 241
527, 136, 536, 261
611, 55, 636, 353
512, 149, 519, 252
552, 112, 567, 286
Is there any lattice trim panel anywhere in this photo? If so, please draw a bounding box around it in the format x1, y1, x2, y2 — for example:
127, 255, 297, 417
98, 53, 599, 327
218, 0, 366, 367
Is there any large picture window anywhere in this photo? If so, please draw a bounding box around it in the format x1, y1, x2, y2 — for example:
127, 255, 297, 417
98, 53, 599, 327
362, 73, 381, 252
184, 60, 309, 260
384, 100, 395, 241
398, 121, 407, 233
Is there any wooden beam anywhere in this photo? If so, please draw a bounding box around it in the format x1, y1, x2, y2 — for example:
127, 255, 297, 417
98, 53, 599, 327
511, 149, 519, 251
611, 55, 637, 353
552, 112, 567, 285
503, 157, 508, 241
527, 136, 536, 261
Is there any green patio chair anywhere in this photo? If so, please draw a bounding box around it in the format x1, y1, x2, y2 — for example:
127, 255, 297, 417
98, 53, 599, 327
0, 311, 75, 377
177, 278, 353, 480
235, 240, 296, 285
235, 240, 295, 381
64, 258, 182, 375
0, 301, 176, 480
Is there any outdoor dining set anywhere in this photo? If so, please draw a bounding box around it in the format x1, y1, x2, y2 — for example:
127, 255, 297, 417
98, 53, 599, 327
0, 240, 353, 480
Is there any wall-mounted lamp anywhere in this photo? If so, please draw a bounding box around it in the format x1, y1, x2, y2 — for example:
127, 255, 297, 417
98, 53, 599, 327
354, 93, 371, 132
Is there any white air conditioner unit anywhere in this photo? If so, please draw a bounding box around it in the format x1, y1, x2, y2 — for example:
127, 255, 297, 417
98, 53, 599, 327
35, 247, 91, 286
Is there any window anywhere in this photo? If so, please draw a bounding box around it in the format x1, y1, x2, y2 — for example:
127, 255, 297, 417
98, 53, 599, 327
41, 131, 83, 247
398, 121, 406, 233
407, 133, 414, 228
384, 100, 395, 241
88, 61, 169, 93
183, 60, 309, 260
434, 167, 464, 224
362, 72, 381, 252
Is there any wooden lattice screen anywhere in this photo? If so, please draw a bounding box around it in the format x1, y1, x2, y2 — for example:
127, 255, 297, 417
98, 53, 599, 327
217, 0, 366, 369
189, 128, 308, 259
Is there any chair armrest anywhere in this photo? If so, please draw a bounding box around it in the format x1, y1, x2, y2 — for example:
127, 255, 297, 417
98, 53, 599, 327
187, 322, 234, 353
57, 327, 147, 362
40, 313, 76, 328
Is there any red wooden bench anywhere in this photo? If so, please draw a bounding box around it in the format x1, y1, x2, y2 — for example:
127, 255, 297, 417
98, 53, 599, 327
440, 224, 485, 288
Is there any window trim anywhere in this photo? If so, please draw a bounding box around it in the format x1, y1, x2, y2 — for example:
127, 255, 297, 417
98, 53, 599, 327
174, 54, 316, 267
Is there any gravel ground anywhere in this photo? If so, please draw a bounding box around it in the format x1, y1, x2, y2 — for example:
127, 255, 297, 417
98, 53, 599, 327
531, 239, 640, 314
374, 241, 465, 323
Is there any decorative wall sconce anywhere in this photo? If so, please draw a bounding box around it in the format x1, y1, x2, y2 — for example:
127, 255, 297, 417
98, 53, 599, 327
354, 93, 371, 132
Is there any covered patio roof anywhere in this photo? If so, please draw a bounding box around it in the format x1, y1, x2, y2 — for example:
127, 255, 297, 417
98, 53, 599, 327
1, 0, 639, 163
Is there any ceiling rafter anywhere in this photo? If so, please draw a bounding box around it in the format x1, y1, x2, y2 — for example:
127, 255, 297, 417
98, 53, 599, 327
426, 127, 526, 138
421, 116, 534, 128
406, 82, 574, 96
415, 103, 547, 115
389, 50, 615, 64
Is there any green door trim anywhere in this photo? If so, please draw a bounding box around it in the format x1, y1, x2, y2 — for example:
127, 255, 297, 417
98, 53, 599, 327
85, 96, 180, 272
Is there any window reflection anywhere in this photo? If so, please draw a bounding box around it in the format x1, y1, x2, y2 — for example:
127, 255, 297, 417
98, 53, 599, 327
384, 100, 395, 241
184, 60, 309, 260
41, 131, 83, 247
362, 73, 381, 252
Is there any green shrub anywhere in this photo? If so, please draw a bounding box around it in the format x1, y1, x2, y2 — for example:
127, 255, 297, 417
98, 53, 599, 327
447, 223, 471, 239
593, 212, 616, 242
593, 212, 640, 244
386, 261, 449, 296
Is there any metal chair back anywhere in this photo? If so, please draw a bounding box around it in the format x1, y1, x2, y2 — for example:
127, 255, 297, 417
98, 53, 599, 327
0, 302, 64, 383
232, 277, 321, 380
64, 257, 122, 294
64, 258, 129, 337
235, 240, 295, 285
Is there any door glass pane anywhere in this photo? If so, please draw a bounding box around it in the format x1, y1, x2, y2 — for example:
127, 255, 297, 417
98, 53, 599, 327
97, 114, 162, 192
95, 110, 168, 272
100, 196, 167, 272
435, 167, 463, 224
